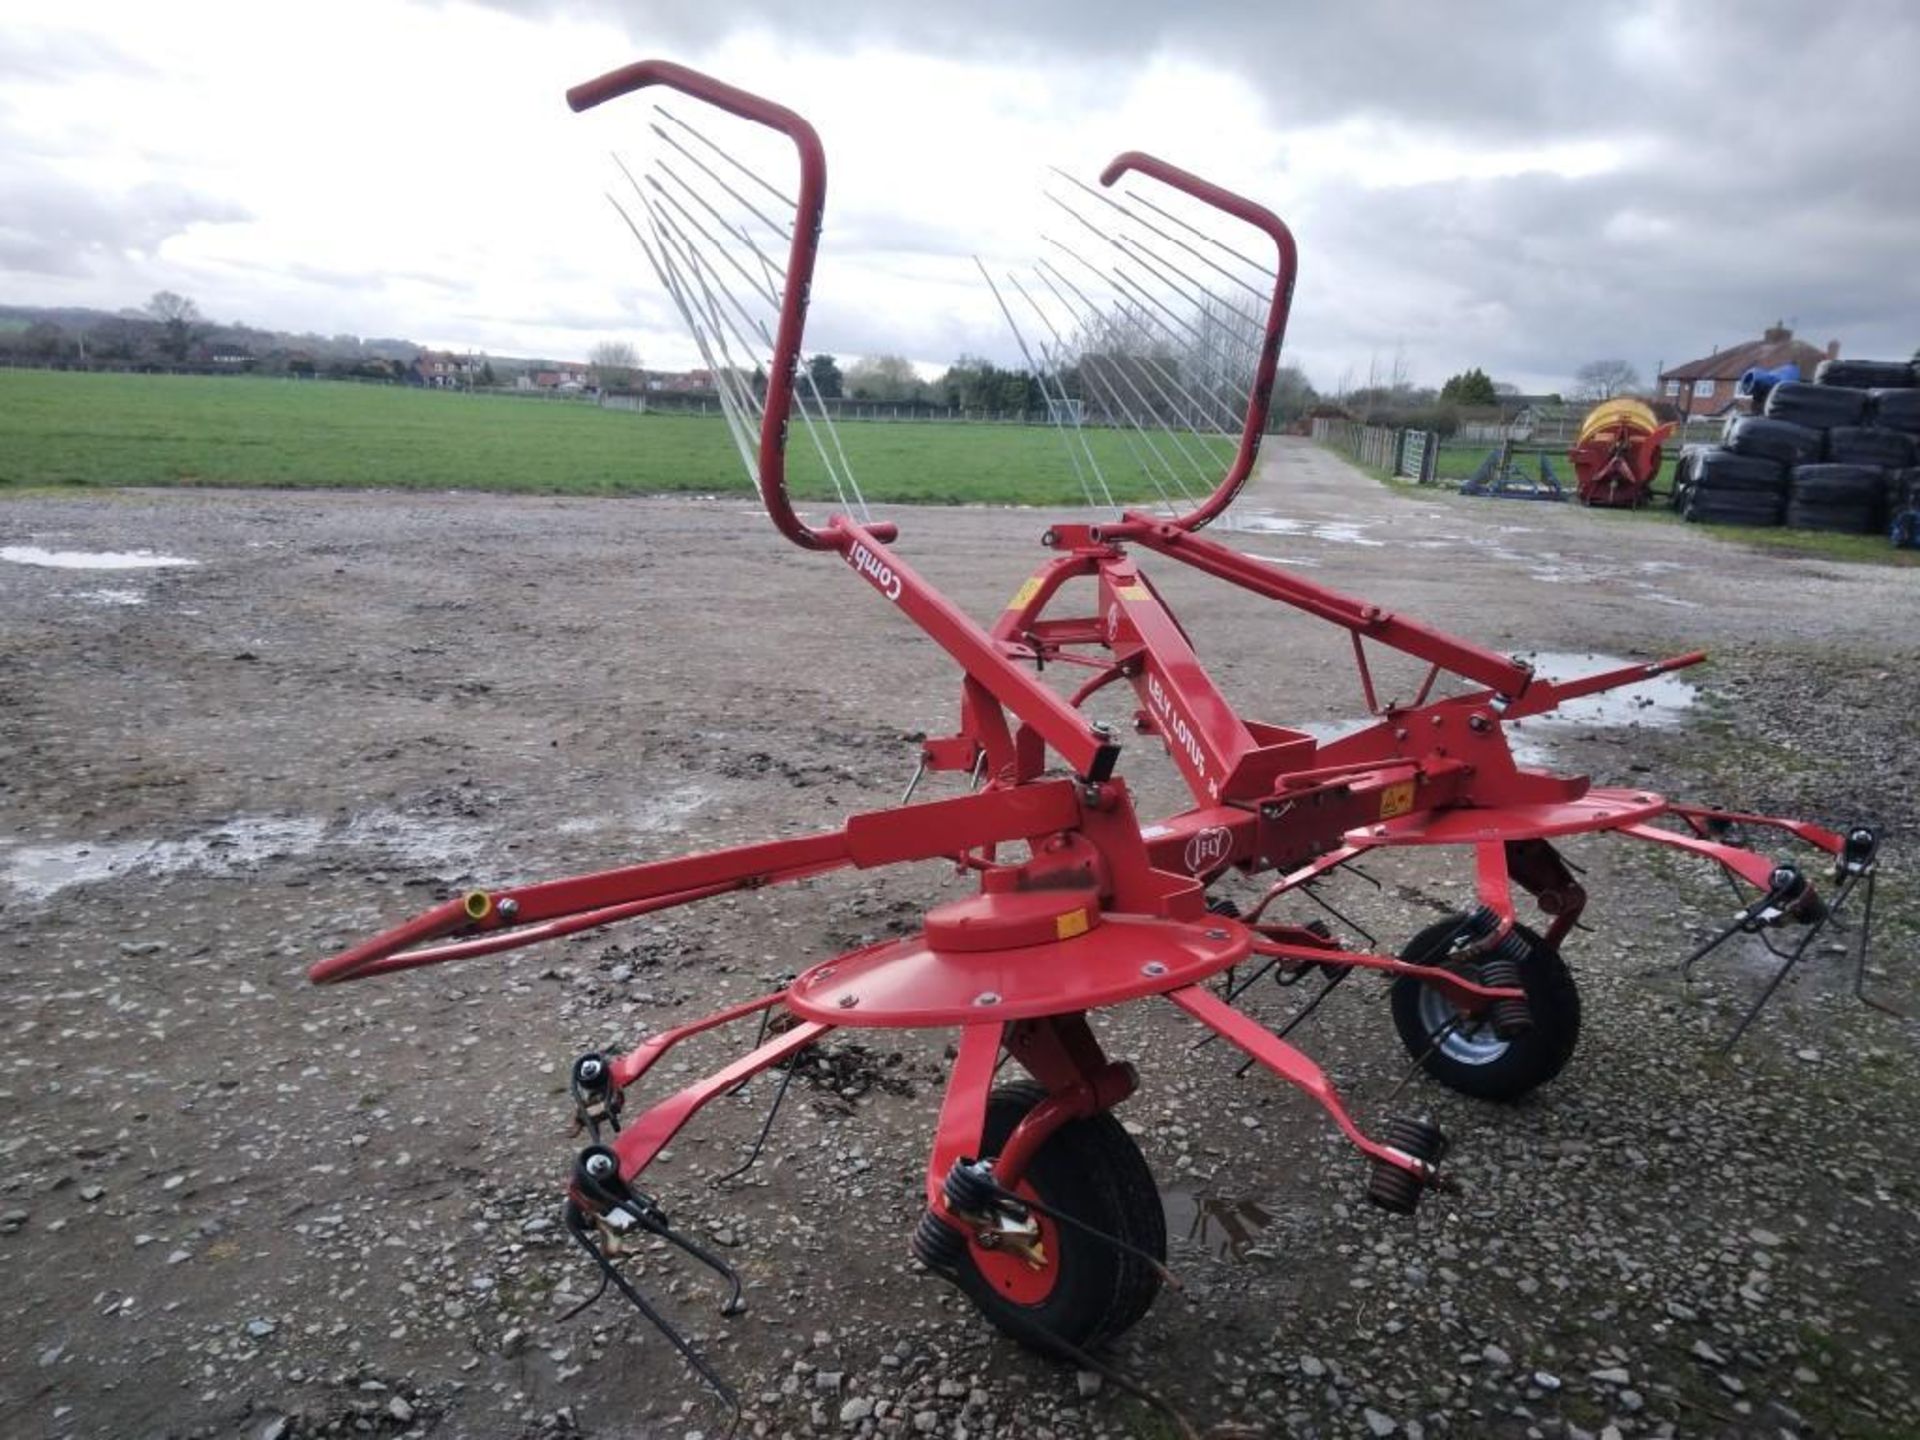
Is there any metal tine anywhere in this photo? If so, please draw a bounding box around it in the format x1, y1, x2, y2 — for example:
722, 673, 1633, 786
1029, 263, 1194, 512
1032, 275, 1191, 513
1051, 167, 1272, 304
642, 188, 768, 415
656, 105, 796, 211
1091, 289, 1240, 471
1106, 240, 1263, 391
613, 202, 754, 479
646, 178, 865, 521
1043, 230, 1256, 436
976, 259, 1111, 512
1098, 243, 1262, 400
791, 362, 871, 521
649, 169, 782, 310
650, 154, 790, 303
651, 158, 868, 519
647, 188, 781, 395
1101, 288, 1247, 447
1123, 186, 1276, 290
642, 142, 867, 523
607, 186, 759, 481
611, 157, 759, 424
1050, 266, 1215, 464
1037, 253, 1222, 501
655, 210, 862, 524
1045, 187, 1266, 339
642, 200, 774, 464
649, 119, 795, 245
1008, 271, 1157, 510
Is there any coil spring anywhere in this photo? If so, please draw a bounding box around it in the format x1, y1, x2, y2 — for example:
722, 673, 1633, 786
941, 1158, 1000, 1215
1365, 1116, 1449, 1216
1477, 927, 1535, 1039
1459, 906, 1502, 944
1768, 865, 1828, 924
910, 1207, 968, 1272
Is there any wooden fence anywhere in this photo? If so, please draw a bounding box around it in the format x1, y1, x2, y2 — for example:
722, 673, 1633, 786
1311, 417, 1438, 484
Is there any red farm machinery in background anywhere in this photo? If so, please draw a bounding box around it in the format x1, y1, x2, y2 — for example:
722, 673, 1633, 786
1568, 397, 1677, 507
308, 59, 1888, 1423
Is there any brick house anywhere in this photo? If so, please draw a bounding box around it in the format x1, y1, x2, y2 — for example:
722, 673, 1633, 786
522, 365, 589, 391
413, 349, 480, 388
1658, 324, 1839, 418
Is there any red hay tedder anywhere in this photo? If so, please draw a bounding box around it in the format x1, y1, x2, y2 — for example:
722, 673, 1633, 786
309, 60, 1888, 1420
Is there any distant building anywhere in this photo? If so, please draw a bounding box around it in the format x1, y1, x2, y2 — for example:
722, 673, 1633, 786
1658, 324, 1840, 418
413, 349, 480, 388
519, 365, 589, 391
653, 368, 715, 394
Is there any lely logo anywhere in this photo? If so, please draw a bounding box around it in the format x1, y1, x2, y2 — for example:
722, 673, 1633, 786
1183, 825, 1231, 874
1146, 672, 1206, 781
846, 542, 903, 602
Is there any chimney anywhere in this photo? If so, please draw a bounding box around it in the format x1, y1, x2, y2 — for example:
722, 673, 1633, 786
1763, 320, 1790, 343
1827, 339, 1841, 360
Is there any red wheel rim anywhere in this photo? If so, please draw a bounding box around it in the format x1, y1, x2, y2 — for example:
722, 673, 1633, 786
967, 1179, 1061, 1306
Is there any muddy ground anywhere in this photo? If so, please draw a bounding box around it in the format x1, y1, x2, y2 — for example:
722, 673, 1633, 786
3, 439, 1918, 1440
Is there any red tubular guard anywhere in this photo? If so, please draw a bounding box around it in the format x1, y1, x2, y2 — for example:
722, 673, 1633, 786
1098, 151, 1299, 533
568, 59, 841, 552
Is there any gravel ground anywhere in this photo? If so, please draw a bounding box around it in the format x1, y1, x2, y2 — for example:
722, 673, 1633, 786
3, 440, 1917, 1440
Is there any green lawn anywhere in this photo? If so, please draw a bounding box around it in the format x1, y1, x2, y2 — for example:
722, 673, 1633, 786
0, 370, 1179, 506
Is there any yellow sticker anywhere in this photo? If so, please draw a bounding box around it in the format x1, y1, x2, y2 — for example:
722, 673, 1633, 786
1379, 781, 1416, 820
1055, 908, 1091, 940
1005, 577, 1043, 610
1115, 584, 1150, 601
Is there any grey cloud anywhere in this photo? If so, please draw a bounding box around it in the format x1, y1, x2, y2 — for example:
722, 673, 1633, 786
486, 1, 1919, 384
0, 164, 251, 278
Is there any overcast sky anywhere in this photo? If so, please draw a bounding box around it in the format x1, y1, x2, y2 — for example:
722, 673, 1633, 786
2, 0, 1915, 393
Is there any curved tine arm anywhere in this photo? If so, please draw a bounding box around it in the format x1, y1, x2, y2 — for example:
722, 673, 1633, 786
568, 59, 836, 552
1099, 151, 1299, 533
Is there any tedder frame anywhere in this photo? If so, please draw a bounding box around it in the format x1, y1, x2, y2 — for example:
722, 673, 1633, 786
308, 57, 1888, 1420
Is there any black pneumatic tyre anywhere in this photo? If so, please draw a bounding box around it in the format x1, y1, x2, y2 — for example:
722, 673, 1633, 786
1686, 495, 1784, 527
1690, 448, 1786, 494
1765, 381, 1869, 429
1815, 358, 1916, 390
1390, 917, 1581, 1102
1669, 446, 1709, 510
1790, 462, 1885, 507
1825, 425, 1917, 469
1721, 414, 1822, 466
1871, 388, 1920, 436
951, 1082, 1165, 1354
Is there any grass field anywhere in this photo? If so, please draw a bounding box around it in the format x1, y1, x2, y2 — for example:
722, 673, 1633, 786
0, 370, 1178, 506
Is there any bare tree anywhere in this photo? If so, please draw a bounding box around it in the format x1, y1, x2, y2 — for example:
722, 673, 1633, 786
146, 290, 202, 362
844, 354, 924, 403
1573, 358, 1642, 401
589, 340, 640, 390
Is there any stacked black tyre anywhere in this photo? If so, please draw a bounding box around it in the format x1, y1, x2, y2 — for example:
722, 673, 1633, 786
1677, 445, 1790, 525
1765, 358, 1920, 537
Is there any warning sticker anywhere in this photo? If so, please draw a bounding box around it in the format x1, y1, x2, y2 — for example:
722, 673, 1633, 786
1378, 781, 1416, 819
1005, 577, 1043, 610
